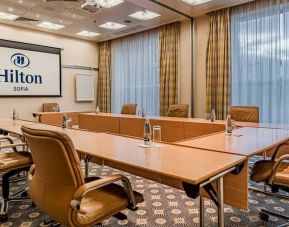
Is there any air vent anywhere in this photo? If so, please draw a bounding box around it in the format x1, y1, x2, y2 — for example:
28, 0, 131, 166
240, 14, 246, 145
15, 17, 38, 22
113, 25, 147, 36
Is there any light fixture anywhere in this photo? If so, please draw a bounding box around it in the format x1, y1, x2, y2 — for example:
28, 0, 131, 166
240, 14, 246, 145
77, 30, 100, 37
8, 8, 13, 11
85, 0, 123, 9
0, 11, 19, 21
182, 0, 213, 6
129, 10, 160, 21
99, 21, 126, 30
38, 21, 64, 30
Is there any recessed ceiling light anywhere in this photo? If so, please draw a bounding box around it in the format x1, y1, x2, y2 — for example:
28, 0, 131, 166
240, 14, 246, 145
18, 0, 23, 3
86, 0, 124, 8
77, 30, 100, 37
182, 0, 213, 6
0, 11, 19, 21
73, 14, 76, 17
38, 21, 64, 30
36, 14, 39, 18
60, 20, 63, 23
99, 22, 126, 30
129, 10, 161, 21
8, 8, 13, 11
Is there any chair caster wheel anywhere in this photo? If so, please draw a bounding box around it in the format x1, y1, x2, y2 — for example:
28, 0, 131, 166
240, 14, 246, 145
260, 212, 269, 221
128, 206, 138, 211
0, 213, 8, 221
21, 191, 28, 198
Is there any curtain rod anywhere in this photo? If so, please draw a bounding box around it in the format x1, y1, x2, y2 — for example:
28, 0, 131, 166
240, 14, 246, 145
61, 65, 99, 71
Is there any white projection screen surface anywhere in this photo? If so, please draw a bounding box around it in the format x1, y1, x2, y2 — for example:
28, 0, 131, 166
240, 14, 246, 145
0, 39, 61, 97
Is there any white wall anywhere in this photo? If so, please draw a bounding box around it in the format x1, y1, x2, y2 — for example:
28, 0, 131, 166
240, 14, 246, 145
0, 24, 98, 121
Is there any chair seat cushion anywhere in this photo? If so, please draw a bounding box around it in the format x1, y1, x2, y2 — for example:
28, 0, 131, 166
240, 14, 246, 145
274, 164, 289, 186
0, 151, 32, 171
250, 160, 275, 183
250, 160, 289, 185
76, 181, 144, 225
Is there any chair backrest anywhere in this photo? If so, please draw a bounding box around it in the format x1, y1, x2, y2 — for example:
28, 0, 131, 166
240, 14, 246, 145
229, 106, 259, 123
167, 104, 189, 118
42, 103, 59, 112
121, 104, 137, 115
21, 126, 84, 225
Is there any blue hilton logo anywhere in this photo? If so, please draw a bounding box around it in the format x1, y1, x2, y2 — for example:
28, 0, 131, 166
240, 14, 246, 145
0, 53, 43, 92
11, 53, 30, 68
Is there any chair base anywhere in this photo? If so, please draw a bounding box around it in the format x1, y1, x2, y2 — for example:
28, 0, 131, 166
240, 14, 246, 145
0, 167, 31, 221
113, 212, 127, 220
0, 188, 31, 221
42, 219, 61, 226
260, 208, 289, 222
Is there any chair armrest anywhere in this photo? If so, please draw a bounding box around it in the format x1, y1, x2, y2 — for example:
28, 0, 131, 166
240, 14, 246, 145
269, 154, 289, 184
0, 143, 27, 150
71, 174, 136, 211
28, 164, 35, 180
271, 141, 289, 161
0, 136, 17, 152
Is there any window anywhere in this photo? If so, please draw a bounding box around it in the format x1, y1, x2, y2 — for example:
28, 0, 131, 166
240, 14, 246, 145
231, 1, 289, 123
111, 30, 160, 116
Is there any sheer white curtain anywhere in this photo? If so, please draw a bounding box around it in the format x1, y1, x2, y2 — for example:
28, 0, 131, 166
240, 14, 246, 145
231, 0, 289, 124
111, 30, 160, 116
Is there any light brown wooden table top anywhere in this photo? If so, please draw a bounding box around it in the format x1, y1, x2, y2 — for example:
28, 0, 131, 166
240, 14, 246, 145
33, 111, 91, 116
70, 132, 246, 185
0, 122, 94, 139
0, 122, 246, 186
177, 127, 289, 156
0, 118, 37, 127
79, 113, 289, 130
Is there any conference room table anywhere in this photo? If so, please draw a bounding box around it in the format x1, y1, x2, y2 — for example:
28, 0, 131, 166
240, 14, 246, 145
32, 111, 91, 126
177, 127, 289, 157
78, 113, 226, 142
0, 118, 248, 227
1, 117, 289, 227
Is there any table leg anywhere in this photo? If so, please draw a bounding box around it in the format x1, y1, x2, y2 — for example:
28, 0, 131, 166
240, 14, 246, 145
84, 156, 90, 177
217, 176, 224, 227
200, 196, 204, 227
263, 151, 267, 192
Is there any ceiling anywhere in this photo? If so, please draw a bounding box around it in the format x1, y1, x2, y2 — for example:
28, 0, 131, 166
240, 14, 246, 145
0, 0, 254, 42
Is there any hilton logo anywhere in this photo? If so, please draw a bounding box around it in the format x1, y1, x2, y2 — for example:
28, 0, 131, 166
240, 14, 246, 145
11, 53, 30, 68
0, 53, 43, 89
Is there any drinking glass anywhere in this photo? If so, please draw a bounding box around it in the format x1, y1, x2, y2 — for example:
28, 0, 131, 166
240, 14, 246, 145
14, 112, 19, 120
137, 109, 142, 117
153, 125, 161, 143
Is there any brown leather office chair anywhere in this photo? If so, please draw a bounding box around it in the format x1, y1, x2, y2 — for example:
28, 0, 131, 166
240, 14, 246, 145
42, 103, 60, 112
167, 104, 189, 118
0, 136, 33, 221
21, 126, 143, 227
121, 104, 137, 115
229, 106, 259, 123
250, 142, 289, 222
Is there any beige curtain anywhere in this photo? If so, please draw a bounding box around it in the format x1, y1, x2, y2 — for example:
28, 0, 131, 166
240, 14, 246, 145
159, 23, 180, 116
206, 9, 231, 120
97, 41, 111, 113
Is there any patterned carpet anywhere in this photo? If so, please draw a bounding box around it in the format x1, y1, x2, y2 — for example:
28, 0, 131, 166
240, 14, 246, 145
0, 154, 289, 226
